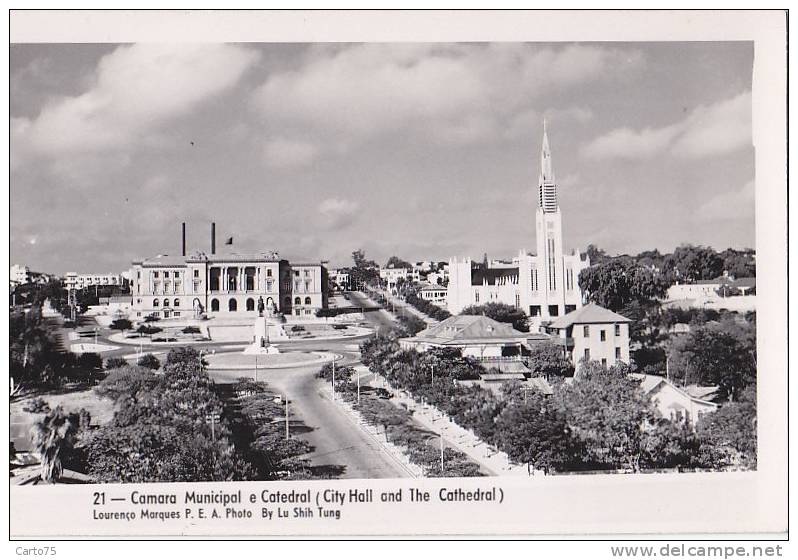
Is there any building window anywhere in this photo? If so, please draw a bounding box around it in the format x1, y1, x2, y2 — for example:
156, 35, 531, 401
475, 292, 480, 303
194, 269, 199, 278
601, 358, 607, 367
530, 305, 541, 317
548, 305, 559, 317
615, 324, 621, 337
164, 271, 169, 279
174, 311, 181, 317
583, 325, 589, 337
616, 347, 621, 360
284, 296, 291, 307
246, 298, 255, 311
294, 270, 300, 277
229, 298, 238, 312
304, 296, 312, 305
294, 297, 301, 305
584, 348, 590, 360
154, 271, 159, 278
267, 280, 274, 291
515, 294, 520, 308
174, 299, 180, 307
211, 298, 219, 312
565, 304, 576, 314
163, 299, 170, 308
600, 330, 606, 342
153, 299, 160, 307
267, 269, 273, 277
174, 272, 180, 279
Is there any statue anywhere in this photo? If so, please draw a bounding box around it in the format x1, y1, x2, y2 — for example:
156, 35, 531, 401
243, 296, 288, 355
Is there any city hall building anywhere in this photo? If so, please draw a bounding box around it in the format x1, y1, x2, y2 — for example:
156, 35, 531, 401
130, 224, 328, 320
447, 123, 590, 325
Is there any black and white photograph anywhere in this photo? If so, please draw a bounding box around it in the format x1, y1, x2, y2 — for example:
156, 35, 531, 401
6, 9, 788, 541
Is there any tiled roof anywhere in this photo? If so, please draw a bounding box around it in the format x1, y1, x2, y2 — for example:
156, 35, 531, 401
409, 315, 528, 345
547, 303, 630, 329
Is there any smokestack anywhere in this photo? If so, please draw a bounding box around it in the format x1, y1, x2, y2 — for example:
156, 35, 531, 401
211, 222, 216, 255
182, 222, 186, 257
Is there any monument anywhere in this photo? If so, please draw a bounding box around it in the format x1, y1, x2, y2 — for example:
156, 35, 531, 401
243, 297, 289, 355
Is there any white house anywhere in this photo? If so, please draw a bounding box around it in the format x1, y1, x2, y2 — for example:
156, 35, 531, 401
631, 374, 719, 425
544, 303, 631, 368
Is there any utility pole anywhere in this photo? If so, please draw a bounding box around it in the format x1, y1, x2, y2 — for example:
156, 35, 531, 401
440, 433, 445, 473
205, 413, 220, 442
285, 397, 290, 439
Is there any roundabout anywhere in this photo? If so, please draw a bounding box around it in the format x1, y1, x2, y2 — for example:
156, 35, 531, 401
204, 350, 340, 371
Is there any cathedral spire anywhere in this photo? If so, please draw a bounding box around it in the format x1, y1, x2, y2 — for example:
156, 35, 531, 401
538, 119, 558, 213
541, 118, 554, 183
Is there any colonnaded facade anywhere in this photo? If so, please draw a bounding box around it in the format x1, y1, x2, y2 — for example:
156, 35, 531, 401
447, 122, 590, 325
130, 250, 328, 320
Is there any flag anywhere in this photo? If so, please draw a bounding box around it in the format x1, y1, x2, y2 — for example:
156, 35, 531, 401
225, 237, 233, 245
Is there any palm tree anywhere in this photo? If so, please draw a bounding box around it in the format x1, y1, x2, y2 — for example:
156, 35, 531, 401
30, 406, 80, 483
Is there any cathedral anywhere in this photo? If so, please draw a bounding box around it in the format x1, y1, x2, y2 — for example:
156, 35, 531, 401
446, 122, 590, 326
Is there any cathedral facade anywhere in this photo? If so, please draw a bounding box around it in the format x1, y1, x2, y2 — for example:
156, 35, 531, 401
447, 123, 590, 326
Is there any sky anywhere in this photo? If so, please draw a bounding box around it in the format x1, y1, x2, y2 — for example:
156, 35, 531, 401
10, 42, 754, 274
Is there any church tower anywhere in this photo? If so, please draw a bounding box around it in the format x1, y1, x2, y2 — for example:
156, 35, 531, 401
535, 119, 566, 319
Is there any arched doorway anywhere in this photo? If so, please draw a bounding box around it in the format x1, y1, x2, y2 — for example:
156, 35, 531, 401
211, 298, 219, 312
246, 298, 255, 311
229, 298, 238, 312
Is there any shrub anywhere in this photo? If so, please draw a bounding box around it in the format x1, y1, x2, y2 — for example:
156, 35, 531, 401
23, 397, 51, 414
137, 353, 161, 370
104, 357, 129, 370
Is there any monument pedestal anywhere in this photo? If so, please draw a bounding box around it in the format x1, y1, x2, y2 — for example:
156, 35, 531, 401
243, 315, 289, 355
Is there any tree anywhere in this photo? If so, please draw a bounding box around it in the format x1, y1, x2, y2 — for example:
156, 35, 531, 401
663, 244, 724, 282
460, 302, 529, 332
182, 326, 201, 338
136, 324, 162, 337
386, 256, 413, 270
350, 249, 380, 289
104, 357, 129, 370
137, 353, 161, 370
494, 392, 577, 474
316, 362, 355, 383
578, 259, 670, 312
527, 341, 574, 379
584, 244, 610, 264
721, 248, 756, 279
667, 320, 756, 402
30, 405, 81, 483
110, 318, 133, 331
555, 361, 658, 471
695, 385, 757, 470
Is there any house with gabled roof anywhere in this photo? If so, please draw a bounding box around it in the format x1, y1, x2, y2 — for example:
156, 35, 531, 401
544, 303, 632, 368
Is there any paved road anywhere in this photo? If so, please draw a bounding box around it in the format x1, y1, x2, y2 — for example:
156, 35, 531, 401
211, 364, 411, 479
345, 291, 400, 334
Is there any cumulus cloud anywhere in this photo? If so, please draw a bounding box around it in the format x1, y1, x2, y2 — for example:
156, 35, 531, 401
12, 43, 259, 164
251, 43, 641, 147
581, 91, 751, 160
696, 180, 755, 221
317, 197, 360, 230
262, 137, 319, 168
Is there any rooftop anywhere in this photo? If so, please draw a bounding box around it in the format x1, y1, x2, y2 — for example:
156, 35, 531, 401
547, 303, 631, 329
406, 315, 528, 345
